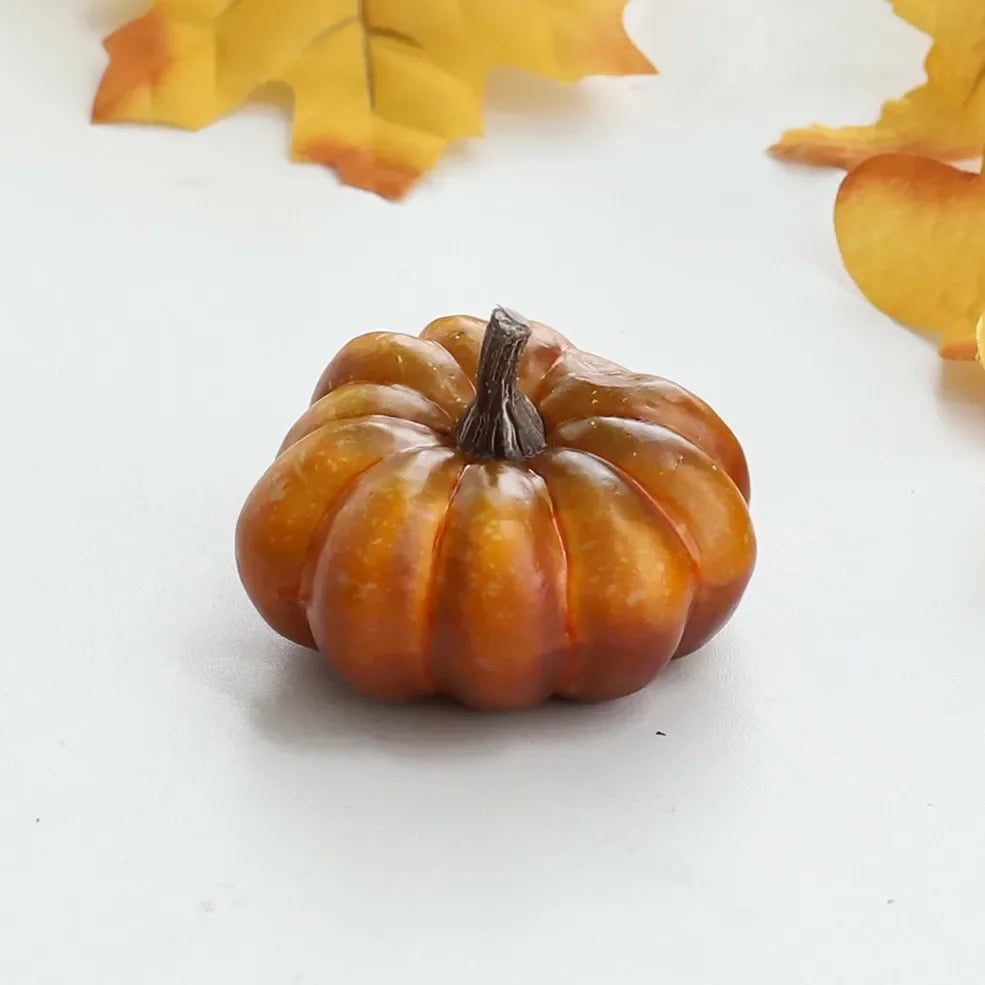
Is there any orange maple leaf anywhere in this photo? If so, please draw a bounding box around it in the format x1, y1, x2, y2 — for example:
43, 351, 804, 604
93, 0, 654, 199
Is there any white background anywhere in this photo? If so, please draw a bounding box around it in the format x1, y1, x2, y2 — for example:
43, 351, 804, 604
2, 2, 984, 982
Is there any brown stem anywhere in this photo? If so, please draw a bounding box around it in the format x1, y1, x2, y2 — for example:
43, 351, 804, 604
454, 307, 547, 461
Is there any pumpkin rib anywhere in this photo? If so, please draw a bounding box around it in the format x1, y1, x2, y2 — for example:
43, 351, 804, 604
535, 360, 751, 501
237, 417, 445, 647
284, 414, 447, 461
297, 435, 445, 640
419, 321, 483, 382
430, 345, 474, 383
529, 349, 626, 409
306, 446, 464, 699
282, 381, 454, 450
547, 412, 708, 460
546, 413, 739, 492
417, 335, 479, 393
531, 449, 696, 698
566, 445, 702, 578
296, 408, 446, 432
519, 323, 571, 400
528, 466, 575, 694
315, 380, 453, 410
550, 414, 744, 497
527, 348, 570, 405
550, 416, 755, 659
311, 332, 476, 416
422, 460, 471, 698
280, 411, 449, 458
554, 448, 698, 656
297, 455, 405, 637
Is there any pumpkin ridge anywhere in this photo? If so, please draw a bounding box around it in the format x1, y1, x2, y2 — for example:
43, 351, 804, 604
419, 333, 480, 389
297, 457, 394, 632
561, 448, 700, 651
298, 440, 441, 638
313, 380, 455, 420
417, 336, 478, 396
311, 332, 474, 415
528, 467, 574, 693
548, 413, 734, 481
295, 414, 441, 446
280, 410, 449, 457
528, 348, 569, 406
422, 460, 471, 698
565, 444, 703, 569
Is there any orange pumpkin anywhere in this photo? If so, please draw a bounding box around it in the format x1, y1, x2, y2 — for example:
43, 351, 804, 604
236, 308, 755, 709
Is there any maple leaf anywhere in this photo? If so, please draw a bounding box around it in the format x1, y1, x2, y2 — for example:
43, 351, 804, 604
92, 0, 654, 199
770, 0, 985, 169
834, 152, 985, 359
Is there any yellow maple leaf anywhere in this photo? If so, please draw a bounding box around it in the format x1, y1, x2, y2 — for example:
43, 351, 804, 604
92, 0, 654, 198
769, 0, 985, 168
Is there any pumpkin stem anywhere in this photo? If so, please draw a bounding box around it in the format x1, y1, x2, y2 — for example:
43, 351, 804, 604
454, 307, 547, 462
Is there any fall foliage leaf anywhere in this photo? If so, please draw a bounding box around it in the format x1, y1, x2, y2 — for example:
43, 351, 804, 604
834, 152, 985, 359
770, 0, 985, 169
92, 0, 654, 199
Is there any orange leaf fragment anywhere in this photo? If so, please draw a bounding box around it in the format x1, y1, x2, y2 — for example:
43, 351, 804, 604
770, 0, 985, 169
834, 152, 985, 359
92, 0, 655, 199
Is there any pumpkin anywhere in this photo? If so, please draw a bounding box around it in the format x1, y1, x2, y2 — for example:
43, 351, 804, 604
236, 308, 756, 709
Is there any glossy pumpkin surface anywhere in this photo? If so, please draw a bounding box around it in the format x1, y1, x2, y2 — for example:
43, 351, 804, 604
236, 309, 755, 709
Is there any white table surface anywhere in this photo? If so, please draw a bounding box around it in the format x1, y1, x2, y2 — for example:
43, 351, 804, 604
3, 2, 984, 983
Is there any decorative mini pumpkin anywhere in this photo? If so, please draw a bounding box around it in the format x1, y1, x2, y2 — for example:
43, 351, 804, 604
236, 308, 755, 709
